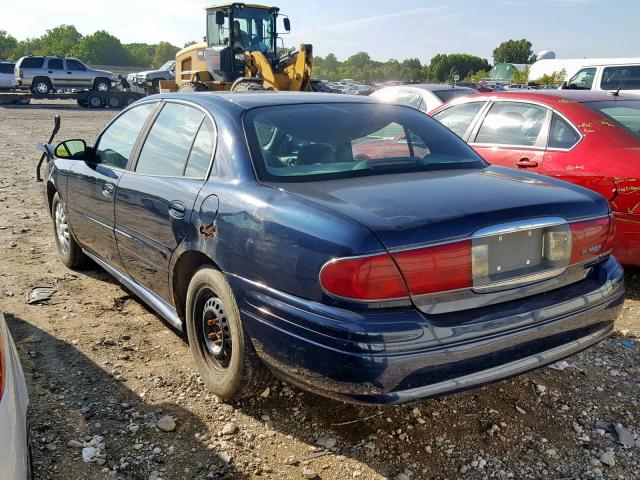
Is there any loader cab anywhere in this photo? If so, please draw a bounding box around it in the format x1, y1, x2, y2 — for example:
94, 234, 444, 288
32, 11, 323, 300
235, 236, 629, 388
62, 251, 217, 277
206, 3, 281, 82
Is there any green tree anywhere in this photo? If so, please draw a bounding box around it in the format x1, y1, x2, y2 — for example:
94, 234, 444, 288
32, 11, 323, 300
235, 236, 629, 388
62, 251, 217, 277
152, 41, 179, 68
323, 53, 338, 74
38, 25, 82, 56
493, 39, 535, 64
0, 30, 17, 59
124, 43, 155, 67
464, 69, 488, 83
533, 69, 566, 86
428, 53, 490, 82
183, 40, 198, 48
69, 30, 131, 65
511, 65, 530, 84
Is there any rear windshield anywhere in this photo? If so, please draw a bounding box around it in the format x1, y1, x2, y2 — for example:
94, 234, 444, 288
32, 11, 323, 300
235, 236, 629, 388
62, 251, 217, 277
0, 63, 14, 74
20, 57, 45, 69
433, 88, 476, 103
585, 100, 640, 138
243, 103, 485, 183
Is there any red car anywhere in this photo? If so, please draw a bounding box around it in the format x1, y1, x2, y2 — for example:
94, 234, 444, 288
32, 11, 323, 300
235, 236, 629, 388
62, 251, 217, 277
430, 91, 640, 266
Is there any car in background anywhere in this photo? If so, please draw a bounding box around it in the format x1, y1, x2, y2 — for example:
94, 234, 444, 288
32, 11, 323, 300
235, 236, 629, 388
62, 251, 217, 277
0, 312, 30, 479
132, 60, 175, 94
0, 62, 15, 90
430, 90, 640, 265
14, 56, 117, 95
371, 84, 477, 113
42, 92, 622, 405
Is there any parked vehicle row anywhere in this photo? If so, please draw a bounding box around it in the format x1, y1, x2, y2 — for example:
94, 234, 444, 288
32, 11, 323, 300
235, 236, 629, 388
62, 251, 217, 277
41, 92, 623, 405
371, 84, 478, 113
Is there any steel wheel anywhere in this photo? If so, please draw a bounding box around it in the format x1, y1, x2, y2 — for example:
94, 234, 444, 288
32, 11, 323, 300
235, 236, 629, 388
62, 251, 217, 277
54, 201, 70, 255
201, 294, 232, 368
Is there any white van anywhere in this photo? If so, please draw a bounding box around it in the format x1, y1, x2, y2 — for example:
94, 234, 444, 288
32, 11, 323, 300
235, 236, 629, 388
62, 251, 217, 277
0, 62, 15, 90
529, 58, 640, 95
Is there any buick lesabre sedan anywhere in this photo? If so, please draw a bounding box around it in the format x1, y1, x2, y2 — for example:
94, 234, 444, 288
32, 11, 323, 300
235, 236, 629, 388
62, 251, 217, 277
42, 93, 624, 405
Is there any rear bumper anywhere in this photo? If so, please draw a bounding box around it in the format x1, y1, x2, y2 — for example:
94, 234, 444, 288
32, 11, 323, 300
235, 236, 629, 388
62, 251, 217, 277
612, 212, 640, 266
230, 257, 624, 405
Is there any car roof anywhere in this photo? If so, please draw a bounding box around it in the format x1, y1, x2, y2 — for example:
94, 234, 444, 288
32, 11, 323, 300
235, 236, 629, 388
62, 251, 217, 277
460, 90, 638, 104
157, 92, 380, 111
378, 84, 476, 92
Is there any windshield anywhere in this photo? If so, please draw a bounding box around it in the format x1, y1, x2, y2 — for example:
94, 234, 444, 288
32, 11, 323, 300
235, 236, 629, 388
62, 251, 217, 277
244, 103, 486, 183
433, 88, 477, 103
585, 100, 640, 139
160, 61, 174, 71
207, 7, 275, 54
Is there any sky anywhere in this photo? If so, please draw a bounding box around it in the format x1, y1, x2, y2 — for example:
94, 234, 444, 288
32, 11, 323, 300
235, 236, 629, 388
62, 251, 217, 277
3, 0, 640, 63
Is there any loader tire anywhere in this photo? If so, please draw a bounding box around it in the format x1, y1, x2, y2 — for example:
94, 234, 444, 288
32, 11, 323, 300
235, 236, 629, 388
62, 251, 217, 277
179, 82, 208, 93
230, 78, 265, 92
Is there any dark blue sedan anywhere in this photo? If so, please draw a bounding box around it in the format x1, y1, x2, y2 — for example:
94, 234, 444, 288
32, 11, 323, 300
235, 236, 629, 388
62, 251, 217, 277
42, 92, 624, 405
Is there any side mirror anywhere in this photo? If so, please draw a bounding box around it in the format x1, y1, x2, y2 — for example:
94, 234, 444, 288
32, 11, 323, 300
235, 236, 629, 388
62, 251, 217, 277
55, 139, 88, 159
560, 81, 568, 89
283, 17, 291, 31
215, 10, 225, 25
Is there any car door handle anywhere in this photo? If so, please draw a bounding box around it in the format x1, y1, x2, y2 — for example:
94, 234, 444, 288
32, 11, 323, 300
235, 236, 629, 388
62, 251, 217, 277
514, 158, 539, 168
168, 201, 186, 219
102, 183, 114, 199
48, 70, 53, 74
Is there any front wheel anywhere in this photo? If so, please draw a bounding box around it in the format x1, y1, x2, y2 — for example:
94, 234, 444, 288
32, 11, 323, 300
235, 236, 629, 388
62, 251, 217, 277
93, 78, 111, 92
51, 192, 87, 268
185, 268, 270, 400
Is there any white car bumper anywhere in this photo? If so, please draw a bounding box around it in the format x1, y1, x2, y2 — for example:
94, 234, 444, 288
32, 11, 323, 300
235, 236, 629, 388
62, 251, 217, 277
0, 313, 30, 480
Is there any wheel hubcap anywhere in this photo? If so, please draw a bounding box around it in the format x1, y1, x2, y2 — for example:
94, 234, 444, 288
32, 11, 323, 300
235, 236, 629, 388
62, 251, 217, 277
55, 202, 70, 255
35, 82, 48, 93
201, 296, 231, 366
98, 82, 109, 92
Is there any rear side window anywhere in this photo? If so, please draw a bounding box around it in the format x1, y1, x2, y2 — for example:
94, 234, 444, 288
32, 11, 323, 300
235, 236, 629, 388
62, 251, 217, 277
136, 103, 205, 176
600, 66, 640, 90
185, 120, 215, 178
432, 102, 484, 138
548, 113, 580, 149
0, 63, 14, 74
20, 57, 44, 69
47, 58, 64, 70
95, 102, 157, 168
66, 59, 86, 71
475, 102, 548, 147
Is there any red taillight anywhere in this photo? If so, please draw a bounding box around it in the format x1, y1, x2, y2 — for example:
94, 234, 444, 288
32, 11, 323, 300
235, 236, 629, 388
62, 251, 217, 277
570, 216, 613, 264
392, 240, 472, 295
319, 253, 409, 301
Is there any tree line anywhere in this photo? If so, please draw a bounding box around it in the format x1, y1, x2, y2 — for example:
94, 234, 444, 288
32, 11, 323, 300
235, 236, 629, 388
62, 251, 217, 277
1, 25, 537, 82
0, 26, 189, 68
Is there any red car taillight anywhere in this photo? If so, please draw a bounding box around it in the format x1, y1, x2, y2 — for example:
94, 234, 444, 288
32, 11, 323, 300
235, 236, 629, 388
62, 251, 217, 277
570, 216, 614, 264
391, 240, 472, 295
320, 216, 613, 302
319, 253, 410, 301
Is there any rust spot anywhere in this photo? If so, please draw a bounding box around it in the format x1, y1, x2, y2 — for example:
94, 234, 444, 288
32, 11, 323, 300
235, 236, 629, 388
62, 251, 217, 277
599, 120, 615, 127
559, 99, 577, 104
566, 165, 585, 171
200, 223, 217, 239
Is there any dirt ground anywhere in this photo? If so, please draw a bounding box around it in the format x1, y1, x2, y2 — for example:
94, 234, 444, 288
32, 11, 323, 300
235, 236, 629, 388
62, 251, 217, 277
0, 100, 638, 480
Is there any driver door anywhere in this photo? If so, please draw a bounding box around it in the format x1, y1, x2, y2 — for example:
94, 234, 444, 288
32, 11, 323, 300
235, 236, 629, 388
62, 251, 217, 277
65, 102, 158, 270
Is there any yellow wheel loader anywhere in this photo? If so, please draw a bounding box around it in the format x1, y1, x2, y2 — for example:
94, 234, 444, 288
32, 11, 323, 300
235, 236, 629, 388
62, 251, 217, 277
160, 3, 330, 93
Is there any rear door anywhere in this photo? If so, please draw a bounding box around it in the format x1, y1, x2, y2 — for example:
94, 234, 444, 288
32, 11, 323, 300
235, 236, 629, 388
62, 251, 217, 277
114, 101, 215, 301
469, 101, 549, 173
46, 58, 66, 89
65, 101, 159, 270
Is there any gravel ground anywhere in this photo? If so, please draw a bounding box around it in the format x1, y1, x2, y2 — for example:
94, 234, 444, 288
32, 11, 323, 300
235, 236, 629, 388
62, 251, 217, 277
0, 100, 638, 480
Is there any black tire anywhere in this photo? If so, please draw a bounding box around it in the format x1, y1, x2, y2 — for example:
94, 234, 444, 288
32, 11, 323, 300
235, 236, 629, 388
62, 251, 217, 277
151, 78, 160, 94
76, 98, 86, 107
51, 192, 87, 269
105, 93, 122, 109
31, 77, 52, 95
230, 78, 265, 92
124, 93, 139, 106
93, 78, 111, 92
86, 93, 103, 108
185, 268, 270, 400
310, 80, 332, 93
178, 82, 208, 93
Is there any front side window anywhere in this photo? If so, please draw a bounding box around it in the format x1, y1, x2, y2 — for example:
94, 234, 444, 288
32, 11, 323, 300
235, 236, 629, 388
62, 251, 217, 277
136, 103, 204, 176
47, 58, 64, 70
600, 66, 640, 91
585, 100, 640, 139
244, 103, 485, 183
475, 102, 548, 147
432, 102, 485, 138
95, 102, 157, 168
66, 59, 87, 71
548, 113, 580, 149
567, 67, 596, 90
